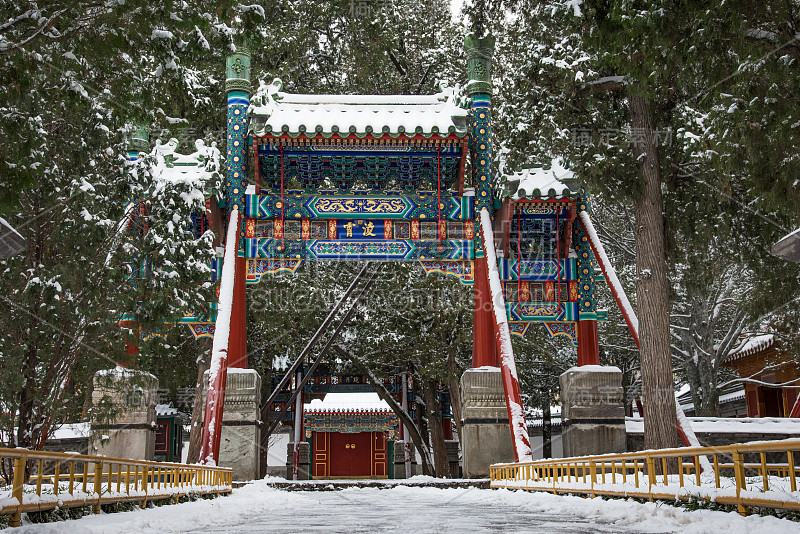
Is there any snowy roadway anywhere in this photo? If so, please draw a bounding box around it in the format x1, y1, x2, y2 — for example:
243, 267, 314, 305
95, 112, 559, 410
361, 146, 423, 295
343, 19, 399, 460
7, 479, 800, 534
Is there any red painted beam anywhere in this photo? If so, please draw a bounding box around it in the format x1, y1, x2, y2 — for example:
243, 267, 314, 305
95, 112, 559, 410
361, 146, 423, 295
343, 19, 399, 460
199, 208, 240, 465
479, 208, 533, 463
472, 256, 498, 368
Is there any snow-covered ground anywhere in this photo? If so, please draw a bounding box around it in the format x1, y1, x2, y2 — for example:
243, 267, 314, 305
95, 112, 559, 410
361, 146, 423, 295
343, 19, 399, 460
6, 479, 800, 533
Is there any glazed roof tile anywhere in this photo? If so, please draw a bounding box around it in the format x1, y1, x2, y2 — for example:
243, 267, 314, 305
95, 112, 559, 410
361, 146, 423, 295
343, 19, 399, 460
304, 392, 393, 414
249, 79, 469, 139
499, 161, 579, 201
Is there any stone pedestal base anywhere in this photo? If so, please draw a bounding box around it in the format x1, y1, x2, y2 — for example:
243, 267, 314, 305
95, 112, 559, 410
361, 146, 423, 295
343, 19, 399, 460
445, 439, 461, 478
460, 367, 515, 478
286, 442, 311, 480
202, 368, 261, 481
560, 365, 626, 457
392, 440, 418, 479
90, 368, 158, 460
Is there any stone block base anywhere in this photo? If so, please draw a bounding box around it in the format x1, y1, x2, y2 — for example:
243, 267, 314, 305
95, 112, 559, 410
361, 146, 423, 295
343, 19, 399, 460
560, 365, 626, 457
460, 368, 515, 478
286, 441, 311, 480
202, 368, 261, 481
392, 440, 418, 479
445, 439, 461, 478
90, 368, 158, 461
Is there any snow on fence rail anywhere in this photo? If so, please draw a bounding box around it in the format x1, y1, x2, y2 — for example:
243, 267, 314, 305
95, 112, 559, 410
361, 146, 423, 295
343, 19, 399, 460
490, 439, 800, 516
0, 447, 232, 527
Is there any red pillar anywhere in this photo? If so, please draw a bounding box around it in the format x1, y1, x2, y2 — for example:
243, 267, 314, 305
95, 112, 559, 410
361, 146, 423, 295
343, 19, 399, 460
228, 255, 248, 368
442, 417, 453, 440
472, 256, 498, 367
577, 319, 600, 366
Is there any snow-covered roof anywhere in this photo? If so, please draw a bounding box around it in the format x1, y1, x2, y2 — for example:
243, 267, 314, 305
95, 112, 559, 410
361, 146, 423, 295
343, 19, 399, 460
772, 227, 800, 262
678, 388, 745, 412
304, 392, 392, 414
499, 161, 579, 201
0, 216, 26, 259
50, 422, 90, 441
155, 404, 179, 416
725, 334, 776, 363
149, 138, 222, 185
626, 416, 800, 435
249, 79, 469, 139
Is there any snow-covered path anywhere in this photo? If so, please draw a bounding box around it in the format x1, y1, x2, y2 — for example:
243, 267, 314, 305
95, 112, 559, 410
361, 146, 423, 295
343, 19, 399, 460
7, 479, 800, 534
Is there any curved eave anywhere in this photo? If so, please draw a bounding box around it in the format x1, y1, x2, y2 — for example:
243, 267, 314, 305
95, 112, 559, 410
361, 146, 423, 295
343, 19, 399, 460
499, 190, 580, 202
305, 409, 396, 415
250, 127, 468, 141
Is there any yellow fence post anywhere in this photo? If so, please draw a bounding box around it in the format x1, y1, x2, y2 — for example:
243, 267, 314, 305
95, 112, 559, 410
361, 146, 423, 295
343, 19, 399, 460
10, 455, 26, 528
54, 460, 60, 497
732, 450, 748, 516
93, 461, 103, 514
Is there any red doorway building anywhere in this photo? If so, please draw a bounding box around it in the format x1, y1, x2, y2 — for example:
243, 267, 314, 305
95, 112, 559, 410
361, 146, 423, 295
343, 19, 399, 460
304, 393, 398, 479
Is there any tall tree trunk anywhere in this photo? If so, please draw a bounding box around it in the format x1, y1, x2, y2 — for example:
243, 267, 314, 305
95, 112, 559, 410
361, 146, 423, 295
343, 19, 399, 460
542, 401, 552, 459
445, 351, 463, 441
186, 345, 211, 464
627, 91, 680, 452
423, 379, 450, 478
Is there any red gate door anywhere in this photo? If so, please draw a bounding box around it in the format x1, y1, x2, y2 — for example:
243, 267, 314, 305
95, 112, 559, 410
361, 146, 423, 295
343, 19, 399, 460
312, 431, 330, 478
372, 431, 388, 477
328, 432, 354, 477
349, 432, 372, 476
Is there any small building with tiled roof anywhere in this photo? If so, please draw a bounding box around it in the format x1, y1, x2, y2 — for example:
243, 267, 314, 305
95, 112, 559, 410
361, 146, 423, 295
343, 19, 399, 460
303, 393, 397, 479
723, 334, 799, 417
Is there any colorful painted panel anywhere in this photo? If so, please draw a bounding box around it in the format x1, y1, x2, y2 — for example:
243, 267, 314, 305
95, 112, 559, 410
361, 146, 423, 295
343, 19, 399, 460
544, 321, 578, 346
508, 322, 531, 338
501, 281, 578, 302
507, 302, 578, 322
245, 258, 303, 284
245, 238, 474, 261
418, 260, 474, 285
304, 412, 397, 434
498, 258, 577, 281
336, 220, 384, 240
245, 194, 473, 221
186, 323, 215, 339
256, 141, 462, 195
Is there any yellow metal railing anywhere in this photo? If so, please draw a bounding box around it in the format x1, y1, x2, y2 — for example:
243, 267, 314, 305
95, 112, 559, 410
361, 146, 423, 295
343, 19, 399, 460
0, 448, 232, 527
490, 439, 800, 515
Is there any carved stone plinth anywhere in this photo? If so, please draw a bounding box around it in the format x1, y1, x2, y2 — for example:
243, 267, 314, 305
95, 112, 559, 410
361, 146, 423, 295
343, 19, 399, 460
560, 365, 626, 457
90, 368, 158, 461
202, 368, 261, 481
460, 367, 514, 478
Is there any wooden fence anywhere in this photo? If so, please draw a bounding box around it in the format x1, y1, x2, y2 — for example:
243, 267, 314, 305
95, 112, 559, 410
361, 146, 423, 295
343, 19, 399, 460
0, 448, 232, 527
490, 439, 800, 515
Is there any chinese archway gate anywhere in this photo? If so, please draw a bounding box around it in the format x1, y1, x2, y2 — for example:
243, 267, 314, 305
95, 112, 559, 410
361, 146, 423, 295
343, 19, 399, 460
194, 35, 623, 468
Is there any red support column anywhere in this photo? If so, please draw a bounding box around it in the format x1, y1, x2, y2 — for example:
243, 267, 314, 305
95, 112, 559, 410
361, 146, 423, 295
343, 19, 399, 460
472, 256, 498, 368
227, 255, 247, 369
442, 417, 453, 440
577, 319, 600, 367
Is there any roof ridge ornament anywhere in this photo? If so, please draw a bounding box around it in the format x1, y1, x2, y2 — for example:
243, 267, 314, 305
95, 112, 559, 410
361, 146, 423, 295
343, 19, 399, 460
464, 34, 495, 97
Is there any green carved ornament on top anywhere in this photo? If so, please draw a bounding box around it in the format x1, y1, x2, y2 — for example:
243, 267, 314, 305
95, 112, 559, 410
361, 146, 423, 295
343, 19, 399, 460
464, 34, 495, 96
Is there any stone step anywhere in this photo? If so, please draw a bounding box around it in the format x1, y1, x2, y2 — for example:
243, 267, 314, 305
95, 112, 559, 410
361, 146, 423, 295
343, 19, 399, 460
236, 479, 489, 491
